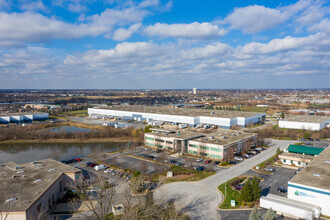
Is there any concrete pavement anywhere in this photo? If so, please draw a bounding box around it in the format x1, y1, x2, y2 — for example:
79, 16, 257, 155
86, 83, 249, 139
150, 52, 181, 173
154, 139, 297, 220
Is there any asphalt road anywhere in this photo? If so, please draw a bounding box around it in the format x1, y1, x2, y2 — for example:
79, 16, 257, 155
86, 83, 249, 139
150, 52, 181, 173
154, 139, 297, 220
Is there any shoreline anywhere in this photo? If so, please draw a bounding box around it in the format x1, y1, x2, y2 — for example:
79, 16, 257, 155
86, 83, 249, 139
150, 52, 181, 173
0, 137, 139, 144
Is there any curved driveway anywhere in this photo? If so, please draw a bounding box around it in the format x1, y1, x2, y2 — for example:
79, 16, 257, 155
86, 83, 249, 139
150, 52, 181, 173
154, 139, 296, 220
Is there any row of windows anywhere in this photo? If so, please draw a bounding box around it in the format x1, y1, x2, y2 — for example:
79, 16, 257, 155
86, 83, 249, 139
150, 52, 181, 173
145, 137, 154, 141
146, 142, 154, 147
188, 150, 198, 154
283, 159, 301, 165
167, 141, 173, 144
189, 144, 198, 148
211, 147, 221, 152
210, 154, 222, 159
200, 146, 209, 150
155, 139, 165, 143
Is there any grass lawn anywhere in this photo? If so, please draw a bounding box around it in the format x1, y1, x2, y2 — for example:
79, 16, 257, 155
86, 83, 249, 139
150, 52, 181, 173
153, 166, 215, 183
218, 178, 242, 209
57, 110, 87, 117
240, 106, 269, 113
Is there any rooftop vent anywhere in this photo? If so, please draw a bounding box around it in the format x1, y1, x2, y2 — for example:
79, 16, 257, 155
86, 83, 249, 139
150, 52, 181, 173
48, 168, 56, 172
313, 173, 321, 177
5, 198, 17, 203
34, 179, 43, 183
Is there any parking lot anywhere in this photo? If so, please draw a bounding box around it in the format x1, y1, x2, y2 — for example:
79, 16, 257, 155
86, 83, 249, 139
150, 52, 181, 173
243, 166, 296, 197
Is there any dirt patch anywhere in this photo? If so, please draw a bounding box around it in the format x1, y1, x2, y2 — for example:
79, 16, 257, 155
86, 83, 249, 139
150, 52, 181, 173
168, 174, 193, 180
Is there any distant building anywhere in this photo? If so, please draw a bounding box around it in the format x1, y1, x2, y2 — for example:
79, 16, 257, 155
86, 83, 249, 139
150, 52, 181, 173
0, 158, 82, 220
0, 113, 49, 124
278, 115, 330, 131
144, 128, 257, 161
193, 88, 197, 95
88, 106, 266, 129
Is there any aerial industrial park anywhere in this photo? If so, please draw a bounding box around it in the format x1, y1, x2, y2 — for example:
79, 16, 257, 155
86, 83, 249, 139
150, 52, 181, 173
0, 88, 329, 220
0, 0, 330, 219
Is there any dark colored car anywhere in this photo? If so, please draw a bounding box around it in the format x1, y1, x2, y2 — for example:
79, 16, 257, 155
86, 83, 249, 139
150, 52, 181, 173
301, 138, 306, 141
60, 160, 67, 164
86, 162, 98, 167
197, 166, 204, 171
213, 161, 220, 165
205, 160, 212, 164
229, 161, 236, 165
235, 185, 242, 191
175, 162, 183, 166
307, 138, 314, 141
169, 160, 177, 164
277, 186, 287, 193
156, 149, 162, 153
67, 159, 74, 164
316, 138, 320, 141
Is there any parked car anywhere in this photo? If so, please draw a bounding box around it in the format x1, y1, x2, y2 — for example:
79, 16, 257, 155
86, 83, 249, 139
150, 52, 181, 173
234, 157, 243, 161
243, 154, 250, 158
196, 158, 203, 162
213, 161, 220, 165
87, 162, 98, 167
156, 149, 162, 153
301, 138, 306, 141
145, 147, 151, 151
197, 166, 204, 171
94, 164, 107, 171
175, 162, 183, 166
205, 160, 212, 164
229, 161, 236, 165
164, 160, 168, 163
264, 167, 274, 172
169, 160, 177, 164
277, 186, 287, 193
316, 138, 320, 141
73, 158, 82, 162
104, 168, 113, 173
307, 138, 314, 141
234, 185, 242, 191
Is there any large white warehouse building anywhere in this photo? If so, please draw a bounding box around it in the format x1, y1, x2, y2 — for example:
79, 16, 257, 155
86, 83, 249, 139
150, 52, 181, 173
88, 106, 266, 129
279, 115, 330, 131
287, 146, 330, 217
0, 113, 49, 124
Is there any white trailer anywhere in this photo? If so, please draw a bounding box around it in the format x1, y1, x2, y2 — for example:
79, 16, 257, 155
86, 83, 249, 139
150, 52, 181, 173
148, 120, 163, 126
102, 122, 117, 127
260, 194, 321, 220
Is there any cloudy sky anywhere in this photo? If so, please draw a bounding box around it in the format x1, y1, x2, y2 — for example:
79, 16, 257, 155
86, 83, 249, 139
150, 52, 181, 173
0, 0, 329, 89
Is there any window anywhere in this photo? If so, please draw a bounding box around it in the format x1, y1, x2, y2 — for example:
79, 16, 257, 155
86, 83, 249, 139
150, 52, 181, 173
211, 147, 221, 152
166, 141, 173, 144
211, 155, 221, 159
146, 142, 154, 147
291, 160, 293, 164
155, 139, 165, 143
283, 159, 286, 163
188, 150, 198, 154
200, 146, 209, 150
145, 137, 154, 141
157, 145, 163, 148
298, 162, 301, 165
59, 181, 62, 193
189, 144, 198, 148
168, 147, 173, 150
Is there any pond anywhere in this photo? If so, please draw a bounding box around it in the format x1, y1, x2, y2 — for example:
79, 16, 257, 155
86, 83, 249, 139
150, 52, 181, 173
0, 142, 129, 163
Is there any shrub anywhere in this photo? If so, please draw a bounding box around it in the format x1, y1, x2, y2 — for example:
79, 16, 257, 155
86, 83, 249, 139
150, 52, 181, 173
221, 161, 230, 166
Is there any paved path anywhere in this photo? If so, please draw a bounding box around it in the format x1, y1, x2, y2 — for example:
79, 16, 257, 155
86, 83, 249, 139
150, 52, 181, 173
154, 139, 297, 220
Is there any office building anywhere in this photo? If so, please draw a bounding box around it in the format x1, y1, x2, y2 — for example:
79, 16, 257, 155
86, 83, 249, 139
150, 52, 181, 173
0, 158, 82, 220
0, 113, 49, 124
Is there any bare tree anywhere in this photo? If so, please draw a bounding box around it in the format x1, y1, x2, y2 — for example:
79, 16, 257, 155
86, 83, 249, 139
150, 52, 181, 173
70, 174, 117, 220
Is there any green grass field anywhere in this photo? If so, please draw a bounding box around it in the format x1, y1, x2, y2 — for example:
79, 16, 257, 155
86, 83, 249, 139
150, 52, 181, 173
218, 178, 242, 209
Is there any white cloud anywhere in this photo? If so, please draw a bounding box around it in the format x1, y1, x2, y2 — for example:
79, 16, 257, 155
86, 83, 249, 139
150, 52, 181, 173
20, 0, 48, 12
0, 7, 147, 46
111, 23, 142, 41
223, 5, 288, 34
308, 18, 330, 34
144, 22, 227, 39
241, 33, 329, 54
139, 0, 160, 8
183, 43, 232, 59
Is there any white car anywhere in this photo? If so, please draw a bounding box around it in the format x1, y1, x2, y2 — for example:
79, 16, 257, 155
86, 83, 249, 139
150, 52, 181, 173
196, 158, 203, 162
104, 168, 113, 173
234, 157, 243, 161
145, 147, 151, 151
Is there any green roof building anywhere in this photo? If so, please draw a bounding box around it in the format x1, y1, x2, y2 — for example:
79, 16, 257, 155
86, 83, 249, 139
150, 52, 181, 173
287, 144, 325, 156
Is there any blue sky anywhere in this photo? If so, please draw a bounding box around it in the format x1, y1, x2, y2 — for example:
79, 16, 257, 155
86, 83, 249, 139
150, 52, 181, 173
0, 0, 329, 89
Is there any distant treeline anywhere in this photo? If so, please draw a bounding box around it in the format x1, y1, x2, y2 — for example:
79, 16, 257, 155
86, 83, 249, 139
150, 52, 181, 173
248, 125, 329, 140
0, 125, 144, 142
